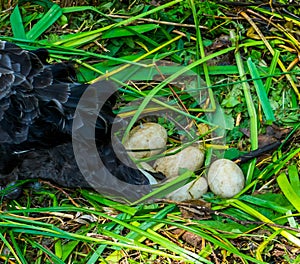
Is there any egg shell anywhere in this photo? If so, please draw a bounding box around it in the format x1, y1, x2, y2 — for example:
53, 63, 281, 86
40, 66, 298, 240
166, 177, 208, 201
153, 146, 205, 178
139, 162, 156, 173
207, 159, 244, 198
124, 123, 167, 159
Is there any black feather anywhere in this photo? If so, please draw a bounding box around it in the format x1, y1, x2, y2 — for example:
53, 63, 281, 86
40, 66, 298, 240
0, 41, 161, 200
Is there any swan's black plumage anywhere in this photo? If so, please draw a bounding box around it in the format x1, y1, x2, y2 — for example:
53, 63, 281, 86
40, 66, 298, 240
0, 40, 152, 197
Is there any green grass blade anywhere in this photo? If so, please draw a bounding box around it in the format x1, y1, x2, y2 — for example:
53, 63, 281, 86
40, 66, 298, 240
238, 148, 300, 196
96, 211, 204, 262
2, 214, 194, 262
61, 221, 104, 261
61, 5, 104, 13
87, 213, 133, 263
26, 4, 62, 40
277, 172, 300, 213
54, 31, 104, 48
10, 5, 26, 39
80, 189, 138, 215
247, 57, 275, 122
118, 46, 237, 138
8, 230, 28, 264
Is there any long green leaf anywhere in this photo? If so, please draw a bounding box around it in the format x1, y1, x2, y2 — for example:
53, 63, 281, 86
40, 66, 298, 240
288, 165, 300, 196
240, 195, 290, 214
265, 49, 280, 94
102, 24, 159, 39
247, 57, 275, 122
231, 33, 258, 149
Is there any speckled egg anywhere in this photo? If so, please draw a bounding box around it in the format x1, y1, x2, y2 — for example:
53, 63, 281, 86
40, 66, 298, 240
207, 159, 244, 198
153, 146, 205, 178
166, 176, 208, 201
124, 123, 167, 159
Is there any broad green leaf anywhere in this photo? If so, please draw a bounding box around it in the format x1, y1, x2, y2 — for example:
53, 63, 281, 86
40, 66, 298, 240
10, 5, 26, 39
54, 238, 62, 259
247, 57, 275, 122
